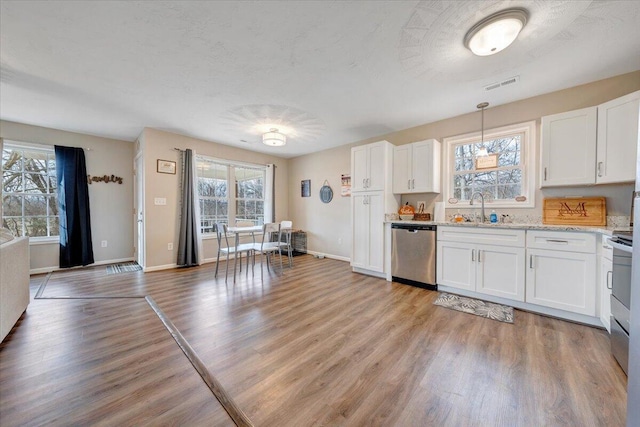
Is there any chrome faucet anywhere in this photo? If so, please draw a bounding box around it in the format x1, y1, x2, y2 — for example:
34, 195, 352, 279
469, 192, 486, 223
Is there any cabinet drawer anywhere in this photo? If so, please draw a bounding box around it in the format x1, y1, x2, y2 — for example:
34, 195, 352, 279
438, 226, 525, 247
526, 230, 596, 253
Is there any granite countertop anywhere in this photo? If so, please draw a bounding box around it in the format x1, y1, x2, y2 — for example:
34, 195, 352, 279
385, 220, 629, 235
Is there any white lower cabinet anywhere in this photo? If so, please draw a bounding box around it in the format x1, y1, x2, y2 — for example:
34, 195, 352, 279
476, 245, 526, 301
525, 231, 597, 316
600, 239, 613, 332
437, 228, 525, 301
437, 227, 601, 323
437, 241, 475, 291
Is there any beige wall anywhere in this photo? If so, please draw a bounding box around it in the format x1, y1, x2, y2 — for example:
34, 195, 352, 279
288, 70, 640, 259
0, 120, 135, 272
140, 128, 289, 269
288, 145, 351, 259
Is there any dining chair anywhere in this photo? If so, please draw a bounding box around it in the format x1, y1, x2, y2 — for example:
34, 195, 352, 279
251, 222, 283, 278
279, 220, 293, 268
214, 223, 254, 282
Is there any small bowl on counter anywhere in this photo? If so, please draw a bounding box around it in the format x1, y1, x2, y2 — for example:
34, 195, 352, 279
399, 214, 414, 220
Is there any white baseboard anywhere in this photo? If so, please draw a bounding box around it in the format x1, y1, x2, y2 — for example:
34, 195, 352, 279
29, 257, 134, 275
306, 250, 350, 263
143, 263, 179, 272
351, 266, 386, 279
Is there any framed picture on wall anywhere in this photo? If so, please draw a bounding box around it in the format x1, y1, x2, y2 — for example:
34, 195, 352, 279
301, 179, 311, 197
341, 174, 351, 197
157, 159, 176, 174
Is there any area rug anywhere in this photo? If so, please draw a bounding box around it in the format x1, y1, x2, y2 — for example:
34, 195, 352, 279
433, 293, 514, 323
106, 262, 142, 274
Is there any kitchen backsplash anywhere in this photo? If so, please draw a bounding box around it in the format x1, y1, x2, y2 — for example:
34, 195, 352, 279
385, 212, 631, 228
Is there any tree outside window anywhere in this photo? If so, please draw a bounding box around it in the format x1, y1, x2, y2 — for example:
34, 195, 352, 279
444, 121, 535, 208
235, 166, 264, 226
196, 157, 265, 233
2, 144, 59, 237
452, 134, 522, 202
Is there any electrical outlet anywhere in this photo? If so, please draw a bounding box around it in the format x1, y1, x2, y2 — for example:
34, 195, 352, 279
101, 240, 107, 248
167, 243, 173, 250
338, 237, 342, 245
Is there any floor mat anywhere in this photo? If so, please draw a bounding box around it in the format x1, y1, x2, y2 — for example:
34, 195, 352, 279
433, 292, 514, 323
106, 262, 142, 274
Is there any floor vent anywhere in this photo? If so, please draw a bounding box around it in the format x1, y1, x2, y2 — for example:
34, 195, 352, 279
484, 75, 520, 91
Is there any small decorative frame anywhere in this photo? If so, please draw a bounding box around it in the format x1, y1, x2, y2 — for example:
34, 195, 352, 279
476, 154, 498, 170
341, 174, 351, 197
301, 179, 311, 197
157, 159, 176, 174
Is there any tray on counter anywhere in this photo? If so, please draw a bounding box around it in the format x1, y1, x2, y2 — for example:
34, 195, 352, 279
542, 197, 606, 226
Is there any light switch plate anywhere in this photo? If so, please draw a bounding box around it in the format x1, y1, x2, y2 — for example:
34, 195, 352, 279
154, 197, 167, 206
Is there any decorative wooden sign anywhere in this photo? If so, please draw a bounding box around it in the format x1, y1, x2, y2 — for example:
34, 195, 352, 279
542, 197, 606, 226
476, 154, 498, 170
87, 174, 123, 185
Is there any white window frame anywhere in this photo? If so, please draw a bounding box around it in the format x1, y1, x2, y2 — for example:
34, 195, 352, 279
442, 121, 536, 209
1, 140, 59, 241
196, 155, 267, 236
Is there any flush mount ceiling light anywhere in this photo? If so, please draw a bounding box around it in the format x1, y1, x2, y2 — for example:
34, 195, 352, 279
464, 8, 528, 56
262, 128, 286, 147
476, 102, 489, 157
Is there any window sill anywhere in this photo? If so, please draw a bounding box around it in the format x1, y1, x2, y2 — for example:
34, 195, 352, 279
29, 237, 59, 245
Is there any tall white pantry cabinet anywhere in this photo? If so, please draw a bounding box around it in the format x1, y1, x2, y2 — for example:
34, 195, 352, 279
351, 141, 399, 277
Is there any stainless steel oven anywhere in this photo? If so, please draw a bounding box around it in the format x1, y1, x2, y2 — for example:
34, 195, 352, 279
609, 231, 632, 374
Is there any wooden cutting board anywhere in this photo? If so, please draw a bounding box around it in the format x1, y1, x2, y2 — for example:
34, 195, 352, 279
542, 197, 607, 226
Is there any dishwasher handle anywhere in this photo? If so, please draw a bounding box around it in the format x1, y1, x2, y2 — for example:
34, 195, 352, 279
391, 224, 437, 231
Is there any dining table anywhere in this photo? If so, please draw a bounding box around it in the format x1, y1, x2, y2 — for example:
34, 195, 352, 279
225, 225, 263, 275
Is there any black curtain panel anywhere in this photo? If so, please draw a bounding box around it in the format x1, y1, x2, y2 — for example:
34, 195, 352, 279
55, 145, 94, 268
177, 149, 199, 267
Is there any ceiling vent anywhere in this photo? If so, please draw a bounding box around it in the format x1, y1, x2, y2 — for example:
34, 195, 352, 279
484, 75, 520, 91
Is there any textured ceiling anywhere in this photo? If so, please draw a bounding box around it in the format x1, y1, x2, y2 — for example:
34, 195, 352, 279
1, 1, 639, 158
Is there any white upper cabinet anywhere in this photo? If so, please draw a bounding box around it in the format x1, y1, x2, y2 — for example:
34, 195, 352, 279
540, 90, 640, 188
596, 90, 640, 184
351, 141, 389, 192
392, 139, 441, 194
540, 107, 597, 187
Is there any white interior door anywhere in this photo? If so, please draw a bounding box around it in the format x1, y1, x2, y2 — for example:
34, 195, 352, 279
134, 154, 145, 268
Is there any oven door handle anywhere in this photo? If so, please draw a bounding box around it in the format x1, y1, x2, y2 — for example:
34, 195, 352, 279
608, 238, 633, 254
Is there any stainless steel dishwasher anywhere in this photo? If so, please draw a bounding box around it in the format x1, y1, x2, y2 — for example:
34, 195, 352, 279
391, 223, 437, 290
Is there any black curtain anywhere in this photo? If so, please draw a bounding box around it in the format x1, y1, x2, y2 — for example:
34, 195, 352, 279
55, 145, 94, 268
177, 149, 199, 266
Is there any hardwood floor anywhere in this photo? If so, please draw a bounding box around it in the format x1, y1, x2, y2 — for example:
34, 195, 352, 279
0, 255, 628, 426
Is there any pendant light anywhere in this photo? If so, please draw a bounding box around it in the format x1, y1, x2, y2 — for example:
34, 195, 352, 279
476, 102, 489, 157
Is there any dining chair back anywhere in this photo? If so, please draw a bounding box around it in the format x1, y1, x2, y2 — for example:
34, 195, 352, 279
214, 223, 254, 282
252, 222, 283, 277
279, 220, 293, 267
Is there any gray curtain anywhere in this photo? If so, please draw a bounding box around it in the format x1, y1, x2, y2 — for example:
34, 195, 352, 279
265, 163, 275, 223
177, 149, 199, 267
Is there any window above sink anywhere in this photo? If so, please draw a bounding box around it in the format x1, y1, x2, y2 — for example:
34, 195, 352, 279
443, 121, 536, 208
